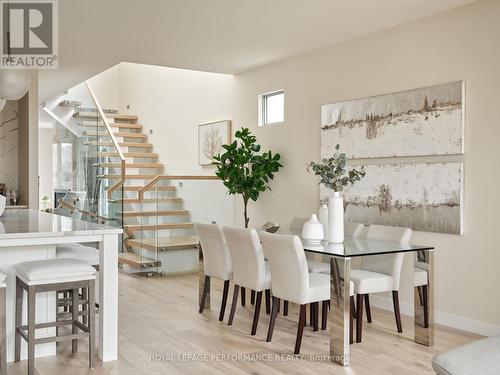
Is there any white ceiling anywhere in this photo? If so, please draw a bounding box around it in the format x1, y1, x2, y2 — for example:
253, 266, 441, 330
39, 0, 476, 101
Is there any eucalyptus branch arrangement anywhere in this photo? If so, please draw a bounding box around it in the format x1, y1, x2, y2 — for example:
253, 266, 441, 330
307, 144, 366, 192
213, 127, 283, 228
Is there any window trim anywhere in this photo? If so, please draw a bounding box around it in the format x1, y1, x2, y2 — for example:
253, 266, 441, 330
259, 89, 284, 126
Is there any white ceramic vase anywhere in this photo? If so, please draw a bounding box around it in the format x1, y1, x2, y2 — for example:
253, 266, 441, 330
301, 214, 324, 244
318, 204, 328, 240
327, 192, 344, 243
0, 195, 6, 216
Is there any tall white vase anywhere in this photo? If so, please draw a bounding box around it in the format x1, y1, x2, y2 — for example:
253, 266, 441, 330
327, 192, 344, 243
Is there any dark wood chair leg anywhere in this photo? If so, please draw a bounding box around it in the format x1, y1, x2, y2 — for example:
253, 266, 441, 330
241, 287, 246, 306
364, 294, 372, 323
309, 303, 314, 326
251, 290, 255, 305
251, 291, 263, 335
321, 301, 328, 330
417, 286, 423, 305
422, 285, 429, 328
198, 275, 210, 313
283, 300, 289, 316
266, 297, 280, 342
219, 280, 230, 321
228, 285, 240, 326
350, 296, 356, 318
356, 294, 364, 343
265, 289, 271, 315
392, 290, 403, 333
312, 302, 319, 332
294, 305, 307, 354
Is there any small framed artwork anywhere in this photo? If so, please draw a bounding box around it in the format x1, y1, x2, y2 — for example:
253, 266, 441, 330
198, 120, 231, 165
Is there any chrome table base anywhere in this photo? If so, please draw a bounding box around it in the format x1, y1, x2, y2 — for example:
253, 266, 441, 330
414, 250, 434, 346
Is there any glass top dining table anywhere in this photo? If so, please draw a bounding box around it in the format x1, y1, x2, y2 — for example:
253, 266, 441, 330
300, 236, 435, 366
197, 232, 435, 367
301, 236, 434, 257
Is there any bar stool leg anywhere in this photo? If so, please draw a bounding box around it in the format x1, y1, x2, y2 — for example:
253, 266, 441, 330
82, 287, 88, 325
27, 286, 36, 375
88, 280, 96, 368
0, 287, 6, 375
14, 280, 23, 362
72, 288, 79, 354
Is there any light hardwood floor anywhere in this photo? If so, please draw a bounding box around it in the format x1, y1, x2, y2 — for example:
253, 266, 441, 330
7, 272, 481, 374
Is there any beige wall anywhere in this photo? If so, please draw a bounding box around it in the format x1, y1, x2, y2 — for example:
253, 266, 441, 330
116, 62, 234, 175
232, 0, 500, 334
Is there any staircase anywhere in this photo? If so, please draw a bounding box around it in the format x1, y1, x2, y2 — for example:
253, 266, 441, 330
75, 109, 200, 274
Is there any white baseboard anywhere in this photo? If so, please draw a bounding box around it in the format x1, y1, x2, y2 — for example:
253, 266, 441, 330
369, 295, 500, 337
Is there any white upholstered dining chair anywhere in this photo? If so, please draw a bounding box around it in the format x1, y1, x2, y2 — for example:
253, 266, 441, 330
195, 223, 233, 321
223, 226, 271, 336
351, 224, 412, 342
261, 232, 355, 353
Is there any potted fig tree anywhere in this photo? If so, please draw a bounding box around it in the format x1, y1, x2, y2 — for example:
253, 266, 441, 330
213, 127, 283, 228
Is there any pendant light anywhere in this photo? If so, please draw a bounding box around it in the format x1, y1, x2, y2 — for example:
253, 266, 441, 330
0, 70, 31, 100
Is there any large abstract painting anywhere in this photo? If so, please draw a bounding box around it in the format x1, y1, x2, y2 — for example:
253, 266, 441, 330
198, 120, 231, 166
321, 162, 463, 234
321, 81, 464, 159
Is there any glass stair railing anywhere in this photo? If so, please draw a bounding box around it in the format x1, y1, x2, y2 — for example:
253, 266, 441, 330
47, 81, 125, 251
46, 80, 234, 274
121, 176, 233, 275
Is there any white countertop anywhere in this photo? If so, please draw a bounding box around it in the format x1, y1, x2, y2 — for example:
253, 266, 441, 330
0, 209, 122, 240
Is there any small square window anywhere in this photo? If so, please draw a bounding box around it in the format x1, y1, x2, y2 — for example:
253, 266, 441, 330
259, 90, 284, 126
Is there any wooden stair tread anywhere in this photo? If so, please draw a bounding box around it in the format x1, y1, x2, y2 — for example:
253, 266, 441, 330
99, 152, 158, 158
109, 185, 176, 192
117, 198, 182, 204
79, 122, 143, 130
118, 253, 160, 268
85, 131, 147, 138
103, 174, 158, 179
90, 141, 153, 148
76, 112, 138, 121
124, 222, 193, 232
119, 210, 189, 217
100, 163, 163, 168
126, 235, 199, 251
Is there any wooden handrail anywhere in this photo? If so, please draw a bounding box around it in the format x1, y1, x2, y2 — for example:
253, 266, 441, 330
85, 81, 126, 173
57, 199, 108, 224
107, 179, 123, 200
86, 81, 126, 198
138, 175, 219, 200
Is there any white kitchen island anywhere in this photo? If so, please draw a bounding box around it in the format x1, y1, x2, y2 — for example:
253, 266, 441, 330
0, 209, 122, 363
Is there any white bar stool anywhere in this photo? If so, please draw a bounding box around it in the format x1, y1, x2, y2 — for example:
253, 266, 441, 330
0, 271, 6, 375
14, 258, 96, 375
56, 243, 100, 322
